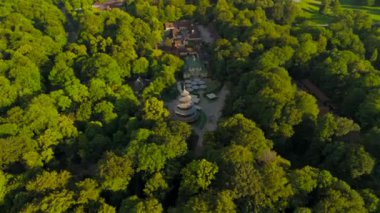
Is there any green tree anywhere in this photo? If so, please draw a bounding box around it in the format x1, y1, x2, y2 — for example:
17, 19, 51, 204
143, 172, 168, 197
214, 114, 272, 155
119, 196, 163, 213
97, 152, 134, 191
136, 143, 167, 173
81, 53, 124, 85
180, 159, 219, 195
360, 189, 380, 212
132, 57, 149, 75
22, 190, 76, 213
180, 190, 236, 213
76, 179, 101, 204
142, 97, 169, 122
26, 170, 71, 193
313, 181, 366, 212
322, 143, 375, 180
0, 171, 7, 205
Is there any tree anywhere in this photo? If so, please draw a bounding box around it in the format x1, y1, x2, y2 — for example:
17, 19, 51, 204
0, 76, 17, 108
93, 101, 117, 123
234, 67, 317, 138
119, 196, 163, 213
196, 0, 211, 20
97, 152, 134, 191
22, 190, 76, 213
360, 189, 380, 213
289, 166, 319, 207
322, 143, 375, 180
2, 53, 41, 105
255, 46, 294, 70
0, 137, 31, 168
180, 190, 236, 212
81, 53, 124, 85
26, 170, 71, 193
358, 89, 380, 127
142, 97, 169, 122
136, 143, 167, 173
269, 0, 301, 24
76, 179, 101, 204
214, 114, 272, 155
132, 57, 149, 75
313, 181, 366, 212
180, 159, 219, 195
0, 171, 7, 205
214, 152, 293, 211
143, 172, 168, 197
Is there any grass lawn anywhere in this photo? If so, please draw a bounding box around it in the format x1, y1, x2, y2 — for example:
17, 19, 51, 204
340, 0, 380, 22
297, 0, 380, 24
297, 0, 335, 24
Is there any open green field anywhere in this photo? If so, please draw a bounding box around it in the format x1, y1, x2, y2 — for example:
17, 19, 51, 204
340, 0, 380, 21
297, 0, 380, 23
297, 0, 334, 24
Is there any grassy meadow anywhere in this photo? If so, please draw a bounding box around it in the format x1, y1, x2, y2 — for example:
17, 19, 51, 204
296, 0, 380, 23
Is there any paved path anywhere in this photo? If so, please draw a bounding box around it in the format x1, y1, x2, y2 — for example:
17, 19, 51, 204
197, 25, 215, 44
166, 81, 230, 155
177, 81, 183, 93
194, 85, 230, 155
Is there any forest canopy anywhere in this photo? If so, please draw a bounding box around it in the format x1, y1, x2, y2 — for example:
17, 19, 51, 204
1, 0, 380, 212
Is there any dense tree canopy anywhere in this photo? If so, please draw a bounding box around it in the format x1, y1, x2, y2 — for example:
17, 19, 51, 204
1, 0, 380, 212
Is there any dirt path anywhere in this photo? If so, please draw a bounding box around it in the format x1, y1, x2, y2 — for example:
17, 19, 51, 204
60, 7, 78, 43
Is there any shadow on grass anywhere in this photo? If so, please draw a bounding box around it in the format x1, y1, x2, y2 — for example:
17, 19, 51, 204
309, 2, 321, 8
343, 4, 380, 14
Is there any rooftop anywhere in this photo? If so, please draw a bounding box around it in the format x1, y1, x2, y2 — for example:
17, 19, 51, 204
92, 0, 123, 10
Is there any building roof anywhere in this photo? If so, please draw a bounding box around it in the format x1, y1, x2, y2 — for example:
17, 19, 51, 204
188, 27, 201, 40
181, 88, 190, 96
179, 95, 192, 103
93, 0, 123, 10
133, 77, 144, 91
165, 22, 175, 30
206, 93, 217, 100
176, 103, 196, 112
176, 20, 192, 29
174, 87, 199, 122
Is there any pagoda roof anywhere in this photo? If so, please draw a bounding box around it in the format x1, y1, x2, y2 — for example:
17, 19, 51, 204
177, 102, 194, 110
175, 107, 197, 116
179, 95, 192, 103
175, 112, 199, 123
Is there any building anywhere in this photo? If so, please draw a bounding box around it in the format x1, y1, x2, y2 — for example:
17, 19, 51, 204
164, 22, 175, 31
133, 77, 144, 92
163, 20, 202, 54
174, 88, 199, 122
183, 55, 208, 79
92, 0, 123, 10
